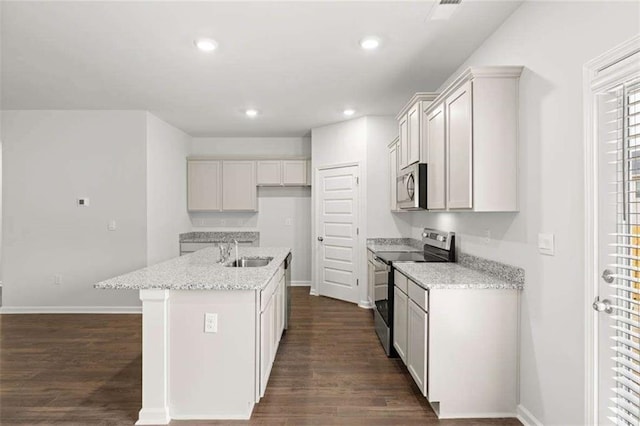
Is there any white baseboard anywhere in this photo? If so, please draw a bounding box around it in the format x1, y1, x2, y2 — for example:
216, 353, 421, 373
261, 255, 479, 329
170, 412, 252, 420
135, 407, 171, 425
0, 306, 142, 314
309, 287, 319, 296
291, 281, 311, 287
517, 404, 543, 426
358, 300, 374, 309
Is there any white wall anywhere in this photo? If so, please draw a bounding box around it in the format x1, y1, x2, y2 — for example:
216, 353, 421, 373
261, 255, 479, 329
1, 111, 147, 308
365, 116, 412, 237
189, 137, 312, 283
407, 2, 640, 425
191, 137, 310, 158
146, 113, 191, 265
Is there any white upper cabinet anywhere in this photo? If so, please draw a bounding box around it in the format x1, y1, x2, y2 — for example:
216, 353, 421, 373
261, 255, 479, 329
256, 159, 310, 187
407, 102, 421, 166
282, 160, 307, 185
222, 160, 257, 211
446, 81, 473, 210
398, 115, 409, 170
421, 66, 522, 212
187, 160, 222, 212
397, 93, 439, 171
389, 138, 400, 212
256, 161, 281, 186
424, 103, 446, 211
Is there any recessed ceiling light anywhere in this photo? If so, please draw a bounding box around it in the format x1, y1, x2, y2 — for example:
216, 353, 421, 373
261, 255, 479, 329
343, 109, 355, 116
245, 109, 258, 118
194, 38, 218, 52
360, 37, 380, 50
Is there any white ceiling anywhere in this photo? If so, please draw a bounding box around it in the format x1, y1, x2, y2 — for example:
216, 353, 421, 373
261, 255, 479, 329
1, 1, 522, 137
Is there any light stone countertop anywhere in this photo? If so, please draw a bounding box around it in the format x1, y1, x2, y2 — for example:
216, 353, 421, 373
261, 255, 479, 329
180, 231, 259, 243
94, 247, 290, 291
394, 262, 523, 291
366, 238, 422, 254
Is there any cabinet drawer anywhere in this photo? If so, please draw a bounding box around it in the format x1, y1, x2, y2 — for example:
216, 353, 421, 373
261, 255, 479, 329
408, 279, 428, 312
394, 270, 408, 294
261, 275, 279, 312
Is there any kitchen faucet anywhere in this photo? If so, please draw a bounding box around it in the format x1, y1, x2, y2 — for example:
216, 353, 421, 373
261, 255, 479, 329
234, 239, 239, 265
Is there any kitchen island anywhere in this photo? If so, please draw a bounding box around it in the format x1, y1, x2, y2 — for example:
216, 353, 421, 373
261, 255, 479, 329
95, 247, 291, 425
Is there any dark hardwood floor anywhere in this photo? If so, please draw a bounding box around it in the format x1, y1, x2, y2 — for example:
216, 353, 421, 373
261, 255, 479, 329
1, 287, 521, 425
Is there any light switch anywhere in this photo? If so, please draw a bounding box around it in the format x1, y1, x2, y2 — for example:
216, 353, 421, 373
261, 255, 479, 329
538, 233, 555, 256
77, 198, 90, 207
108, 220, 117, 231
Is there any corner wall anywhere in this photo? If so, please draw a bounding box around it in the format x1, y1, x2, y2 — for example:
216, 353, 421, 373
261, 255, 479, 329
407, 1, 640, 424
146, 113, 192, 265
1, 110, 148, 309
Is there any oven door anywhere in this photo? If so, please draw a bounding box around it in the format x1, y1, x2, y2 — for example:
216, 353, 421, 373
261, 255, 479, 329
373, 258, 395, 357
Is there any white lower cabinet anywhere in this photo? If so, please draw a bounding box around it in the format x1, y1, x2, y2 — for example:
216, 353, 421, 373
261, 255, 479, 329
392, 270, 519, 418
258, 262, 287, 398
259, 294, 274, 397
407, 298, 428, 396
393, 286, 408, 363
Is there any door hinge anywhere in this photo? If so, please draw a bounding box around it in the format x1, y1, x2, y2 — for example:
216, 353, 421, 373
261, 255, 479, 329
356, 176, 359, 185
356, 279, 359, 286
356, 227, 359, 235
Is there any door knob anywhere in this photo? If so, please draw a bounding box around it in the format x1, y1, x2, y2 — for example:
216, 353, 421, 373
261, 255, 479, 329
317, 237, 324, 242
592, 297, 613, 314
602, 269, 614, 283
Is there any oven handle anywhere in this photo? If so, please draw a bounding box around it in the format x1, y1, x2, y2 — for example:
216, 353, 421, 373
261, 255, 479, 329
373, 256, 390, 271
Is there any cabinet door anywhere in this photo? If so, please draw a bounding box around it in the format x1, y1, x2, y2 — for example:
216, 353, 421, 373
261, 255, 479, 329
393, 286, 408, 364
222, 161, 257, 211
407, 102, 421, 166
282, 160, 307, 186
187, 160, 222, 211
260, 300, 273, 397
367, 261, 375, 307
446, 80, 473, 209
407, 299, 428, 396
257, 161, 282, 186
399, 115, 409, 170
389, 142, 399, 211
425, 104, 446, 210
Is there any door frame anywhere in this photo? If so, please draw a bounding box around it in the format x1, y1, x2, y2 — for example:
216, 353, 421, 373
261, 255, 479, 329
583, 35, 640, 426
312, 162, 366, 306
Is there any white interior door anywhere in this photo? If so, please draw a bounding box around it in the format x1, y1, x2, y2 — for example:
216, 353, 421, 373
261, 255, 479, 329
596, 74, 640, 425
316, 165, 359, 304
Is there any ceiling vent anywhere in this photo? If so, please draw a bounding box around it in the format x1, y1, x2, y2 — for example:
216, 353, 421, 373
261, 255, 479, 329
427, 0, 462, 20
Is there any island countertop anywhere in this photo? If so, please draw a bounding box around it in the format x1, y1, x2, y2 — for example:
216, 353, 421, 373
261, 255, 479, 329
94, 247, 291, 291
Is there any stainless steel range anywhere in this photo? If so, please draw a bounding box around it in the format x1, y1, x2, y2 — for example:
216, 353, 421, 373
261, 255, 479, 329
372, 228, 455, 357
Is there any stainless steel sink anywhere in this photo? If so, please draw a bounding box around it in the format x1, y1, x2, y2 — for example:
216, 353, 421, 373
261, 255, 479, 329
226, 257, 273, 267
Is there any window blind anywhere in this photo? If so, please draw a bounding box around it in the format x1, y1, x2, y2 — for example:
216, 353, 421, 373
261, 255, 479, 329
605, 79, 640, 426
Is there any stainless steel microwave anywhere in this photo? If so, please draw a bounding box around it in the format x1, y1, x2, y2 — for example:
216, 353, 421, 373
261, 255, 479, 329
397, 163, 427, 210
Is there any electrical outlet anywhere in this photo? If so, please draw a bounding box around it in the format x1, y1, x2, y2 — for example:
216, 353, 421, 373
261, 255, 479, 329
53, 275, 62, 285
77, 198, 90, 207
285, 218, 292, 226
484, 229, 491, 243
108, 220, 117, 231
204, 313, 218, 333
220, 219, 226, 227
